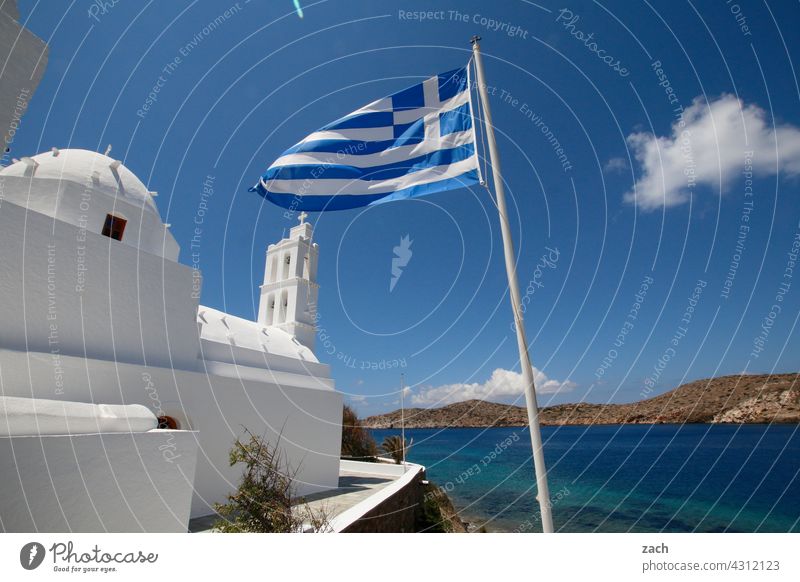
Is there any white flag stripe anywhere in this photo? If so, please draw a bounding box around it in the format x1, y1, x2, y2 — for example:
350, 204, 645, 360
351, 96, 393, 115
265, 156, 478, 196
251, 66, 479, 210
299, 90, 468, 143
272, 129, 475, 169
299, 126, 394, 144
391, 89, 470, 125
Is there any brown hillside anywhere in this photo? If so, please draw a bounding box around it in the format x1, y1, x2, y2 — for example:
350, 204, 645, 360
363, 373, 800, 428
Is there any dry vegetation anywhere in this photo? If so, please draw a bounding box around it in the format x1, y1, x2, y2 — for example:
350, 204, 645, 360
364, 374, 800, 428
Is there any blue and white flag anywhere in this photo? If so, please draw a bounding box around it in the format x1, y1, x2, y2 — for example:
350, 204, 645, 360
250, 67, 480, 211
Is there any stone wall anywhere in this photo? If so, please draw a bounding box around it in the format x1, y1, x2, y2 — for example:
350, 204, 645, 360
341, 468, 427, 533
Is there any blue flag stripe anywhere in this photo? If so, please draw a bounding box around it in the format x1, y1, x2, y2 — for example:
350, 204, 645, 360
437, 68, 469, 101
261, 170, 479, 211
439, 102, 473, 137
322, 111, 394, 131
274, 130, 475, 168
263, 143, 475, 182
250, 64, 478, 211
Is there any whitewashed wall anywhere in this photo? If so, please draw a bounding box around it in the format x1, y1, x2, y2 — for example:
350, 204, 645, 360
0, 348, 344, 518
0, 430, 198, 532
0, 200, 200, 370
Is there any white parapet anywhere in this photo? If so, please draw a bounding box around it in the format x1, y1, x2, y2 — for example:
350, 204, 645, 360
0, 396, 157, 436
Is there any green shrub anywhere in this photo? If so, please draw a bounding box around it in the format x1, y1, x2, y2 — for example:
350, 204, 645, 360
214, 429, 328, 532
381, 434, 413, 464
341, 404, 378, 461
416, 482, 468, 533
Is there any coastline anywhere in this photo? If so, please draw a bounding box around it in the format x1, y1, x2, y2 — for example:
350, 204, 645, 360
371, 421, 800, 430
365, 373, 800, 429
373, 424, 800, 533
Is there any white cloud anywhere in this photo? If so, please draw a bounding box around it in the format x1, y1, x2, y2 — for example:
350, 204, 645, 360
348, 394, 367, 404
604, 157, 628, 173
410, 367, 576, 407
625, 94, 800, 211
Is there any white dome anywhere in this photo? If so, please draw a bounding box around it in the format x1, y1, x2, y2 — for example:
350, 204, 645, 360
0, 148, 159, 214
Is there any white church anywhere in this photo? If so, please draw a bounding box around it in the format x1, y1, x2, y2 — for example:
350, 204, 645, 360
0, 147, 344, 531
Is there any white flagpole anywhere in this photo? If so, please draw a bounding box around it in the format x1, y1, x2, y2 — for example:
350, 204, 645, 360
400, 373, 406, 465
470, 35, 554, 533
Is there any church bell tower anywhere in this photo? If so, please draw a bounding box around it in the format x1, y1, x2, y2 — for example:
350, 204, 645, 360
257, 212, 319, 350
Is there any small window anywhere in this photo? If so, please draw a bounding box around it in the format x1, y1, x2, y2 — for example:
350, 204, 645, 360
102, 214, 127, 241
157, 416, 179, 430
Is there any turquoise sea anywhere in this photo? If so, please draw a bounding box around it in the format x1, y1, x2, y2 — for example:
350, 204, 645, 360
371, 424, 800, 532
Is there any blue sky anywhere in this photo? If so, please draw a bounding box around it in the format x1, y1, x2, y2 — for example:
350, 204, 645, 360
12, 0, 800, 413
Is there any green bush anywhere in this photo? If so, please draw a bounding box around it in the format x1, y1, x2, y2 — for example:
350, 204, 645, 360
341, 404, 378, 461
381, 434, 413, 464
214, 429, 328, 532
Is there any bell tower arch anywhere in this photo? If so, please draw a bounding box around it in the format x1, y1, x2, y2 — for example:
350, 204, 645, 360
257, 213, 319, 350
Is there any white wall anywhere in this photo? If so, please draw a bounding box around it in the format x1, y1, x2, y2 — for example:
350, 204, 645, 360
0, 348, 344, 518
0, 176, 180, 261
0, 430, 198, 532
0, 200, 200, 370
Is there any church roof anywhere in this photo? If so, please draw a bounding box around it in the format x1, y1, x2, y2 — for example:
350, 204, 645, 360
0, 148, 159, 215
197, 306, 319, 364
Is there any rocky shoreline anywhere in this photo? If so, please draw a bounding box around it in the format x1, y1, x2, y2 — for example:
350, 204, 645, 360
365, 373, 799, 429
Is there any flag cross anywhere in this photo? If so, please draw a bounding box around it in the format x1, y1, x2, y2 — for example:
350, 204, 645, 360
421, 77, 443, 143
391, 77, 444, 143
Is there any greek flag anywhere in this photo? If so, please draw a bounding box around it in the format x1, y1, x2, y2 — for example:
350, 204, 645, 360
250, 66, 480, 211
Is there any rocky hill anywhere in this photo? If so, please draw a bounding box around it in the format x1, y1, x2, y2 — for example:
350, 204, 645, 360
363, 373, 800, 428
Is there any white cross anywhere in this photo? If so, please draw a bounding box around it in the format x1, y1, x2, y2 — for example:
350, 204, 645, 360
421, 76, 442, 143
298, 211, 308, 225
392, 77, 442, 146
